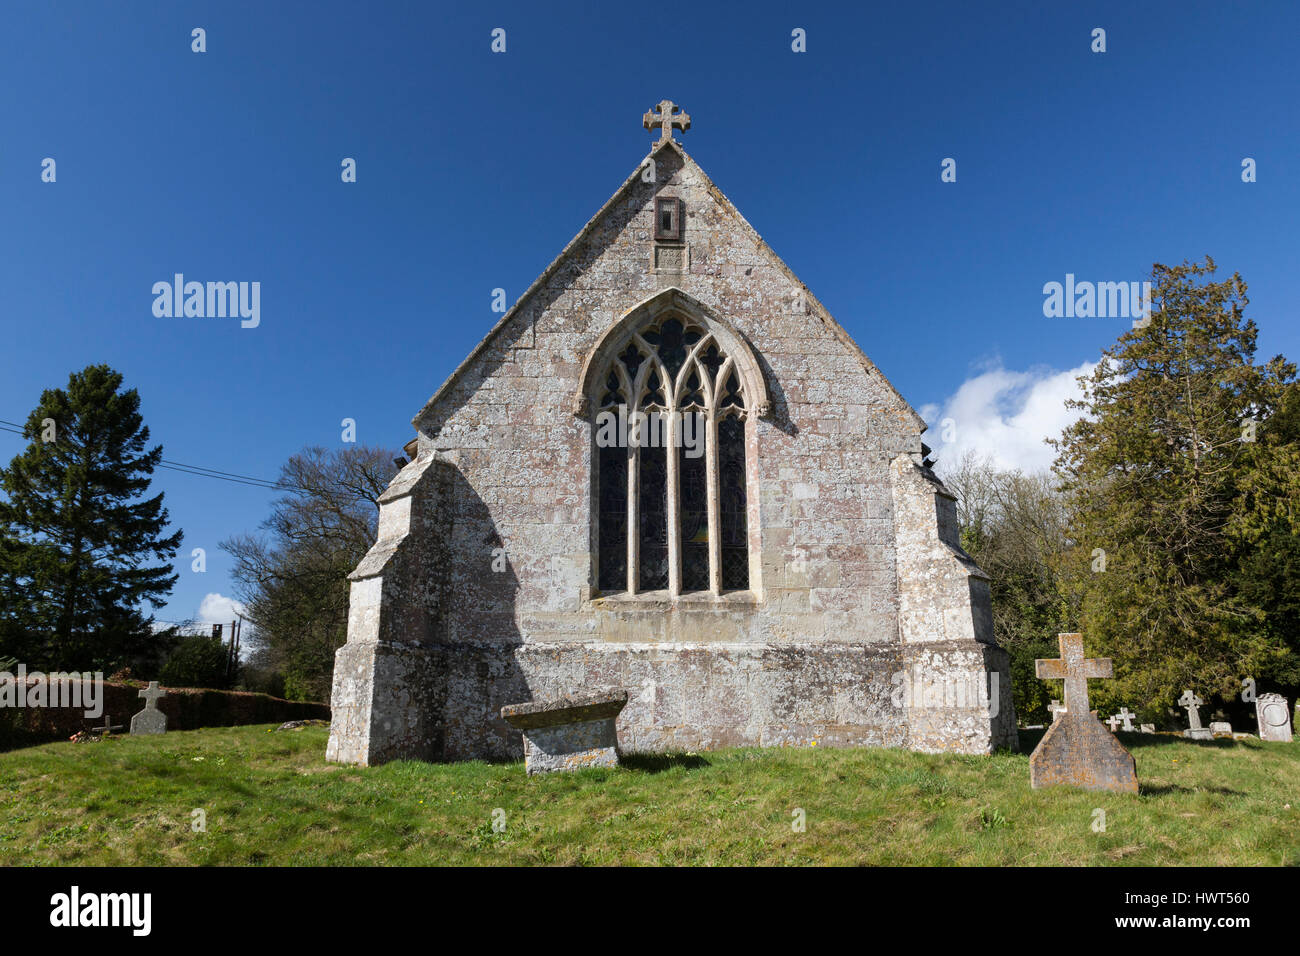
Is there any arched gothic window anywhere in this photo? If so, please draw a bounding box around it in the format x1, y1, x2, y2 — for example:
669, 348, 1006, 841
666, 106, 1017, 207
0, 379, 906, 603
593, 314, 751, 595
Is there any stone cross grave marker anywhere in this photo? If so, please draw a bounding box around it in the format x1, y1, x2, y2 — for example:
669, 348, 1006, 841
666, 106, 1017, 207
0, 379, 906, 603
1179, 690, 1212, 740
1116, 707, 1136, 731
642, 100, 691, 142
1105, 714, 1122, 731
130, 681, 168, 736
1256, 692, 1293, 742
1029, 633, 1138, 793
1048, 700, 1066, 722
94, 715, 124, 736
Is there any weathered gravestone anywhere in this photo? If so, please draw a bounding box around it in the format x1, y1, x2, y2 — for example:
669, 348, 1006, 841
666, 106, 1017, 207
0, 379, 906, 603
1179, 690, 1212, 740
130, 681, 168, 736
1105, 714, 1122, 731
1139, 724, 1155, 734
1256, 693, 1293, 742
501, 689, 628, 775
1048, 700, 1066, 723
1209, 721, 1233, 737
1116, 707, 1136, 731
1030, 633, 1138, 793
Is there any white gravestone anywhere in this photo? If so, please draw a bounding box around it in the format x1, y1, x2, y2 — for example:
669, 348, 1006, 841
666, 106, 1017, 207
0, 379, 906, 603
1116, 707, 1136, 731
1256, 693, 1293, 742
130, 681, 168, 735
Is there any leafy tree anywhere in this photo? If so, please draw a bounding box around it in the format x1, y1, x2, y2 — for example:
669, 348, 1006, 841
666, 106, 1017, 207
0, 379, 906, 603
160, 632, 232, 689
222, 446, 397, 701
1051, 258, 1299, 720
0, 365, 181, 670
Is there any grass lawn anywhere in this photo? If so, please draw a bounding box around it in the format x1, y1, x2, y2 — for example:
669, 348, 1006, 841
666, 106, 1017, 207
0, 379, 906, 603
1, 724, 1296, 865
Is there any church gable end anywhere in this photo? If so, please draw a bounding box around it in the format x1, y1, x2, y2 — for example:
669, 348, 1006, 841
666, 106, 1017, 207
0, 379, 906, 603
327, 103, 1016, 768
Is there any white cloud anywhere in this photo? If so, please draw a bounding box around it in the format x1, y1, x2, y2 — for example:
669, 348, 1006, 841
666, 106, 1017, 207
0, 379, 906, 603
196, 592, 246, 625
919, 359, 1097, 474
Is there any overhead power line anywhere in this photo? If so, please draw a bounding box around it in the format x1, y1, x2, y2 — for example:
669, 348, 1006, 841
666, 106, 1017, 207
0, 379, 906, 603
0, 418, 300, 492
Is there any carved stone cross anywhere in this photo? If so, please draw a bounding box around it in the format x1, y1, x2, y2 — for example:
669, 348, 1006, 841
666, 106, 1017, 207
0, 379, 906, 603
1030, 633, 1136, 793
139, 681, 167, 709
1048, 700, 1066, 722
1179, 689, 1210, 738
1106, 714, 1122, 731
131, 681, 169, 736
1117, 707, 1135, 731
643, 99, 690, 143
1035, 633, 1113, 715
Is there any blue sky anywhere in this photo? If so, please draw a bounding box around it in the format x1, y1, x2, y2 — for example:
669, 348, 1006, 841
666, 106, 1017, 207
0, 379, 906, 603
1, 0, 1296, 626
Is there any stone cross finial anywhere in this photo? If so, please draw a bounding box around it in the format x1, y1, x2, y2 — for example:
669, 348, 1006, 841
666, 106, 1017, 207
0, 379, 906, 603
1048, 700, 1066, 722
1105, 714, 1122, 731
1117, 707, 1135, 731
139, 681, 167, 708
643, 100, 691, 143
1035, 633, 1113, 715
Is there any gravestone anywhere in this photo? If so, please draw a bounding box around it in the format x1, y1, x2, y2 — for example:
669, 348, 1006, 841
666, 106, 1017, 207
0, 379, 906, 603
1139, 724, 1155, 734
1209, 721, 1233, 737
501, 689, 628, 774
130, 681, 168, 736
1105, 714, 1122, 731
1048, 700, 1066, 723
1179, 690, 1212, 740
1116, 707, 1136, 731
1029, 633, 1138, 793
1256, 693, 1293, 742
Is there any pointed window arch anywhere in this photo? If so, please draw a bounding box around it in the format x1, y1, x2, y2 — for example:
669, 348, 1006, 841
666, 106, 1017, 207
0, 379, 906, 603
581, 290, 767, 597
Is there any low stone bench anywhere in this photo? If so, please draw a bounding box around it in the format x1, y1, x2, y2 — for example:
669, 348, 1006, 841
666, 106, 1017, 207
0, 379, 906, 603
501, 689, 628, 775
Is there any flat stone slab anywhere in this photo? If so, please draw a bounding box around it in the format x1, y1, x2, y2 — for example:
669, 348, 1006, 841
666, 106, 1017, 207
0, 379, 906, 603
1029, 711, 1138, 794
502, 690, 628, 774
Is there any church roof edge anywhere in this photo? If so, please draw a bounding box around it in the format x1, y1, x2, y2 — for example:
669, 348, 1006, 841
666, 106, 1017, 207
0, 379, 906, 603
412, 137, 925, 436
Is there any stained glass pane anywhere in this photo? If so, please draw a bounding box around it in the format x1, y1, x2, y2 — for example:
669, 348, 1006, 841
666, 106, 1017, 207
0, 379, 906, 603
699, 343, 723, 384
638, 444, 668, 590
719, 416, 749, 590
647, 319, 686, 380
619, 343, 644, 380
597, 444, 627, 593
679, 412, 708, 592
719, 367, 745, 411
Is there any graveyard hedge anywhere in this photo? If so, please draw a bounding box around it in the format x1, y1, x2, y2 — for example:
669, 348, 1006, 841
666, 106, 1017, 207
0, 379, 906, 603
0, 678, 328, 750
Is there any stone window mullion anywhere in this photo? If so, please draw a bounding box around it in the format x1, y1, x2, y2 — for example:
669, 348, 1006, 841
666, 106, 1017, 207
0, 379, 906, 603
705, 412, 722, 595
626, 442, 639, 594
665, 394, 681, 598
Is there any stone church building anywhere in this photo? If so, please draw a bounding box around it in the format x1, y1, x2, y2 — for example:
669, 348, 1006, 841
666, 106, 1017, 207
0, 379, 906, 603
327, 102, 1017, 766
